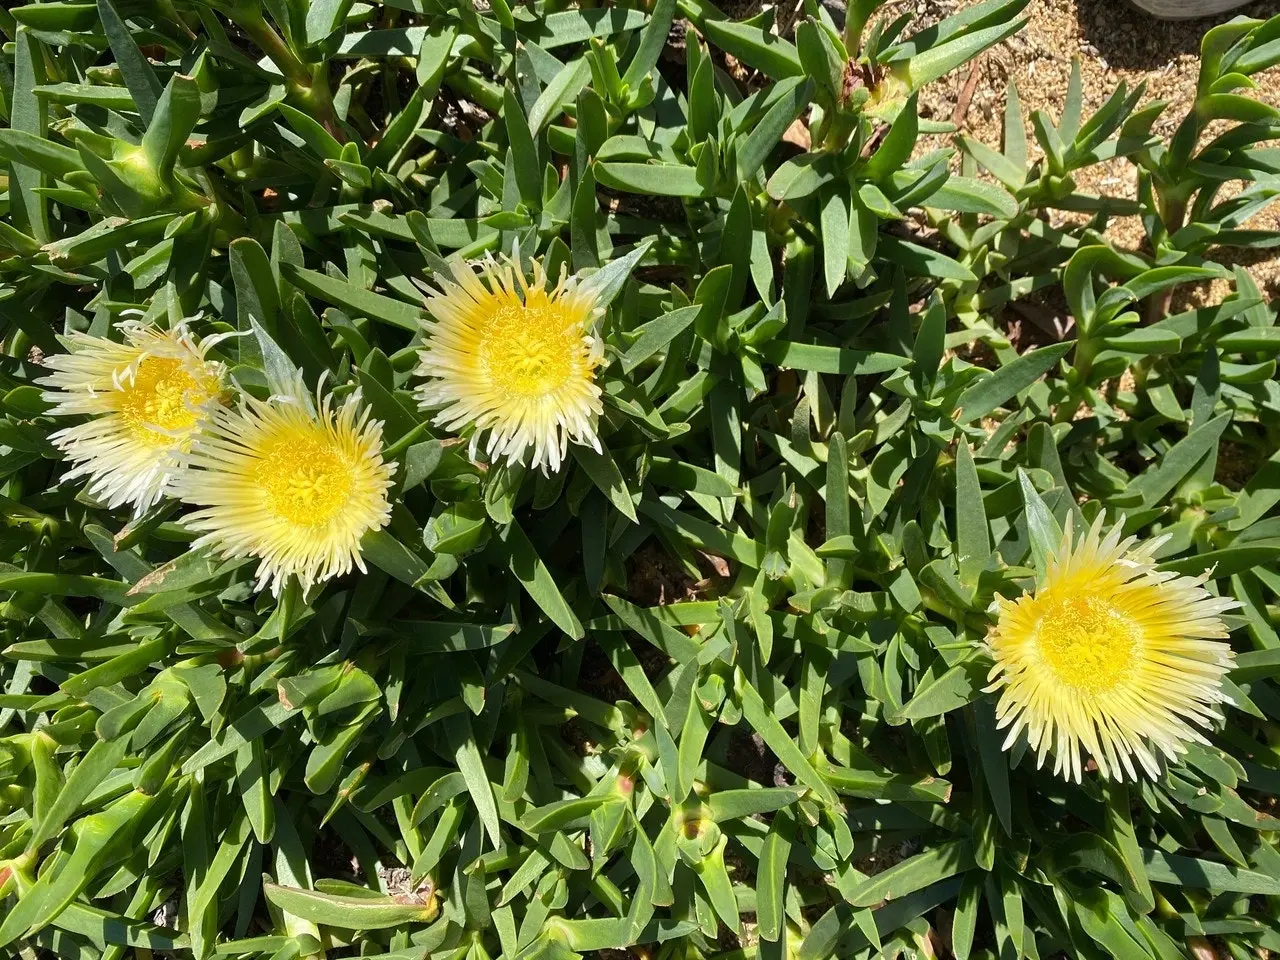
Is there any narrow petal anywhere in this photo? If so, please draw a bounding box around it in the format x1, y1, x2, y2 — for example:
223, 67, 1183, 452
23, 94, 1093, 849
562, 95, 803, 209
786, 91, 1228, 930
171, 377, 395, 597
414, 253, 604, 473
39, 321, 226, 514
985, 518, 1238, 782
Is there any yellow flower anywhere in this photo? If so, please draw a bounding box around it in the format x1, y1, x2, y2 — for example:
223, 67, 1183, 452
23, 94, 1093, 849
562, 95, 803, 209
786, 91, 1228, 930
40, 321, 226, 514
985, 515, 1237, 782
415, 254, 604, 472
172, 378, 395, 596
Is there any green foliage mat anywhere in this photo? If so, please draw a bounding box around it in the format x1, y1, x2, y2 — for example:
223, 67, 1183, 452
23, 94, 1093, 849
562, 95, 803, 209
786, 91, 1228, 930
2, 0, 1280, 958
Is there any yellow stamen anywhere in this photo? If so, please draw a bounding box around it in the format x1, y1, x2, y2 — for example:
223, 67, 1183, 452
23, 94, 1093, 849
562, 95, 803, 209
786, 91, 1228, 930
985, 514, 1238, 781
39, 322, 226, 514
172, 379, 394, 597
118, 356, 213, 445
255, 428, 355, 528
1033, 594, 1138, 694
415, 254, 604, 473
480, 294, 579, 397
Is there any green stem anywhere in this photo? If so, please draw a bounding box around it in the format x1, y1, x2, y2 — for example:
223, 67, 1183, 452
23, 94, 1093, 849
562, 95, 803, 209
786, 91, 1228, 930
919, 589, 963, 627
297, 63, 344, 143
236, 13, 345, 142
1144, 191, 1188, 324
156, 0, 196, 40
1072, 333, 1097, 386
821, 111, 858, 153
1055, 333, 1095, 423
843, 0, 876, 57
1159, 193, 1188, 243
238, 14, 308, 87
445, 69, 504, 114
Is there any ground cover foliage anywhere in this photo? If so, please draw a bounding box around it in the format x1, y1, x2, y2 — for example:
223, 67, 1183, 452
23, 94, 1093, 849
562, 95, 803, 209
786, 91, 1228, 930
2, 0, 1280, 958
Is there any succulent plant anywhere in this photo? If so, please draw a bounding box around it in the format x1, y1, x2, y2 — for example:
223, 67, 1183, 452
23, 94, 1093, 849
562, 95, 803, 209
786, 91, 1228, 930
2, 2, 1280, 959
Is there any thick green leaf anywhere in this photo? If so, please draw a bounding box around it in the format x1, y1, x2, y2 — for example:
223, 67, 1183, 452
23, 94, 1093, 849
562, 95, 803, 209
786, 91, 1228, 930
595, 162, 709, 197
502, 521, 584, 639
952, 342, 1072, 423
846, 840, 976, 907
702, 18, 803, 79
281, 263, 422, 330
263, 884, 438, 929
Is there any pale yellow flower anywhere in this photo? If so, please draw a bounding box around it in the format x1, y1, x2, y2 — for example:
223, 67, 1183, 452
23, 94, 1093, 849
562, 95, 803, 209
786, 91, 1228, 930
415, 254, 604, 472
985, 515, 1237, 782
40, 321, 225, 514
172, 378, 394, 596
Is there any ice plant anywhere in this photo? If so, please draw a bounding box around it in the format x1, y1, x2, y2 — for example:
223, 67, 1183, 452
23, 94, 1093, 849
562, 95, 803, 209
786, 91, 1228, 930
414, 254, 604, 473
9, 0, 1280, 954
39, 321, 226, 514
985, 515, 1237, 782
172, 377, 395, 596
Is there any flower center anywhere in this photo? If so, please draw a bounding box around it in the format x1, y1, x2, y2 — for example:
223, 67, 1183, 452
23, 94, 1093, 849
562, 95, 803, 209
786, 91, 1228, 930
1035, 593, 1138, 694
255, 428, 355, 528
118, 356, 210, 445
479, 299, 580, 397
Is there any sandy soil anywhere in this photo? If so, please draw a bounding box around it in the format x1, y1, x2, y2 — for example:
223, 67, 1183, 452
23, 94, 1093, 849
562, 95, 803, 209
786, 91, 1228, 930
887, 0, 1280, 303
